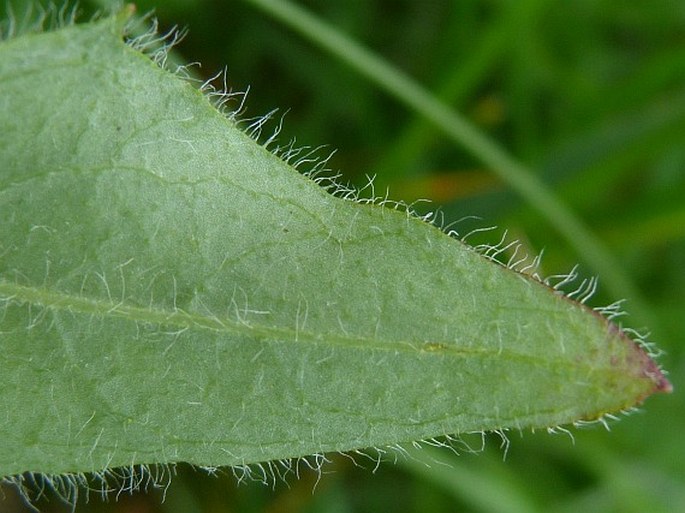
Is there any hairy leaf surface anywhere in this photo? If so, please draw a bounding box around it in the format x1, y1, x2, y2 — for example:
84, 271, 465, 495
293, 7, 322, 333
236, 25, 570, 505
0, 12, 669, 479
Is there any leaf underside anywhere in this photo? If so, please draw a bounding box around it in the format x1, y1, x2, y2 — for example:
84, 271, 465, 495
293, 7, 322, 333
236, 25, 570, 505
0, 12, 668, 479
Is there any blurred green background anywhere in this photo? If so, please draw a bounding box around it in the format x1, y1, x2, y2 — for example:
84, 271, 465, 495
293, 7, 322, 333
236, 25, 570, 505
1, 0, 683, 512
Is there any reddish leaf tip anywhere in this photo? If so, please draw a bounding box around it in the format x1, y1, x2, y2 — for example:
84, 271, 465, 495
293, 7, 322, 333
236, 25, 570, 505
654, 372, 673, 394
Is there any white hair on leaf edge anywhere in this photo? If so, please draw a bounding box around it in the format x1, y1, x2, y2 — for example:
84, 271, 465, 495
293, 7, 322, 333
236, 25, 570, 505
0, 5, 668, 508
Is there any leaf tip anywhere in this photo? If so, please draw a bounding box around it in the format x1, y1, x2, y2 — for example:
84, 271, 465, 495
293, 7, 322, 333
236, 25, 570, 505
650, 367, 673, 394
630, 338, 673, 397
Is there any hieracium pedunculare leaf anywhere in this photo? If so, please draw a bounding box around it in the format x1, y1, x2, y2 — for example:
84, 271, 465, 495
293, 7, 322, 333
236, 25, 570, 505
0, 6, 670, 487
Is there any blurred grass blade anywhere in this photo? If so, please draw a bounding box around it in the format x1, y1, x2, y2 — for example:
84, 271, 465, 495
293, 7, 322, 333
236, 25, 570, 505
399, 445, 541, 513
0, 10, 670, 482
373, 10, 510, 182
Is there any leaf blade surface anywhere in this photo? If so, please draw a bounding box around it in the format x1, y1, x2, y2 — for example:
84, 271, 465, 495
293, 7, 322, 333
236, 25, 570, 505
0, 14, 668, 478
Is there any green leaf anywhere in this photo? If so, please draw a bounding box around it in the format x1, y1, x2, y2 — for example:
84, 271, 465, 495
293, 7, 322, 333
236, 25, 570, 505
0, 10, 670, 482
